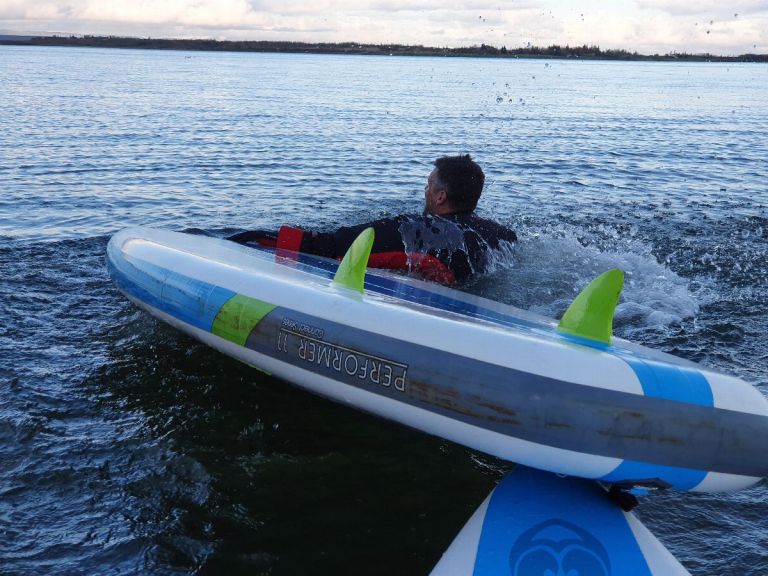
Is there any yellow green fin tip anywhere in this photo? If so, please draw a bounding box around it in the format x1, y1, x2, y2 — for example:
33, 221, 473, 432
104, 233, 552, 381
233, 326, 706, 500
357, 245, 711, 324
557, 269, 624, 345
333, 227, 374, 293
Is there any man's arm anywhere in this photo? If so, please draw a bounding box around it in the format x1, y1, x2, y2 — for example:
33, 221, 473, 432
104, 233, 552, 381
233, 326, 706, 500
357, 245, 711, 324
276, 216, 409, 258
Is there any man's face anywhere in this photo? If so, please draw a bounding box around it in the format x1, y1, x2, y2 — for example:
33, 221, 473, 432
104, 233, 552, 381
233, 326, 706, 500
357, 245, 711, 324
424, 168, 445, 214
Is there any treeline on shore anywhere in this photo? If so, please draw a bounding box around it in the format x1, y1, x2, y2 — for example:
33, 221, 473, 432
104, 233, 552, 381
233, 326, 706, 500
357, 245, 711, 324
3, 34, 767, 62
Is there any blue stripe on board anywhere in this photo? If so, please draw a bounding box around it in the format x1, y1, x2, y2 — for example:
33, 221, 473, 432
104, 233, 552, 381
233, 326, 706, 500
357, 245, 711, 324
598, 359, 712, 490
623, 358, 714, 406
473, 466, 652, 576
108, 250, 235, 332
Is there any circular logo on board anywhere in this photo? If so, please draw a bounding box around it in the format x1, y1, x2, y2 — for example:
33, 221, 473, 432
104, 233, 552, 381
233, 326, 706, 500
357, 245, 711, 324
508, 519, 611, 576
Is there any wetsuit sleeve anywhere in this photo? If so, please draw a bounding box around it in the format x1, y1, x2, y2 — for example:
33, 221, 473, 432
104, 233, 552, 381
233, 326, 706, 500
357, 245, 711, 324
271, 225, 337, 256
334, 217, 407, 254
291, 217, 409, 259
477, 220, 517, 246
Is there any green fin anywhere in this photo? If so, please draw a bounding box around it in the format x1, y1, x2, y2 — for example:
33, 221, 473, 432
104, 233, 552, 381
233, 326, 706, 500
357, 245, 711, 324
333, 227, 374, 293
557, 269, 624, 345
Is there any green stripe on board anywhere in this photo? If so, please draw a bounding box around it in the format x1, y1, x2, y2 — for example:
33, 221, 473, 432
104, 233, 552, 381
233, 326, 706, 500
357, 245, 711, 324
212, 294, 276, 347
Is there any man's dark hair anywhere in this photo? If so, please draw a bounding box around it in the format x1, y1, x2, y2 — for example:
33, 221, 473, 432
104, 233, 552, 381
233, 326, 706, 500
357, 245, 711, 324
433, 154, 485, 213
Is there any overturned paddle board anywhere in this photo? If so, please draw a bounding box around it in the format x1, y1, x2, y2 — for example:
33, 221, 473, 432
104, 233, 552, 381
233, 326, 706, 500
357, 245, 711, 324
107, 227, 768, 493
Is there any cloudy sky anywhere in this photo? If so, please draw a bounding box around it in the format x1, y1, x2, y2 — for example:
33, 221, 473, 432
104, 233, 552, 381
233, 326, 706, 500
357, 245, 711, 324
1, 0, 766, 55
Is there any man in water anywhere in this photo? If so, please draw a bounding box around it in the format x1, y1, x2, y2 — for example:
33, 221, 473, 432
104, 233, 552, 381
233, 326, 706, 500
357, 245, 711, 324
229, 155, 516, 284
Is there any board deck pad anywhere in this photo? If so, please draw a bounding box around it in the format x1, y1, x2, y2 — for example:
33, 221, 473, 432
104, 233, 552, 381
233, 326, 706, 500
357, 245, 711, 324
431, 466, 689, 576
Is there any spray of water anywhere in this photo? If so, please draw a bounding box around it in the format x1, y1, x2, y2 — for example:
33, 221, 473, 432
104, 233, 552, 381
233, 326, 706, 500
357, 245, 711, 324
465, 226, 701, 335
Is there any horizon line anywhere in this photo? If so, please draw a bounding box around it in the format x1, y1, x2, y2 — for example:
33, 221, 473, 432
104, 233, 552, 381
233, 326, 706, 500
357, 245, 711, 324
3, 33, 767, 61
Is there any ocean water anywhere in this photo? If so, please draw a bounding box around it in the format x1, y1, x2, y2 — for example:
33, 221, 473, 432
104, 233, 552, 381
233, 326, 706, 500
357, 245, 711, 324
1, 45, 768, 575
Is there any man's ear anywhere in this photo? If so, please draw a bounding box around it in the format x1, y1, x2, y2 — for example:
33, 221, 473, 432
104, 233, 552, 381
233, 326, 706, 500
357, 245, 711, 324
436, 189, 448, 206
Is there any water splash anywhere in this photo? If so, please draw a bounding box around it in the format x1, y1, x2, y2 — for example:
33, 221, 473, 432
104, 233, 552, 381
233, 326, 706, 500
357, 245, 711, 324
468, 227, 700, 334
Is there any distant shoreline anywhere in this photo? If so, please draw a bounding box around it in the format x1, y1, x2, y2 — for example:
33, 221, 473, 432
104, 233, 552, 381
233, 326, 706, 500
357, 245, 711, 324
2, 34, 766, 63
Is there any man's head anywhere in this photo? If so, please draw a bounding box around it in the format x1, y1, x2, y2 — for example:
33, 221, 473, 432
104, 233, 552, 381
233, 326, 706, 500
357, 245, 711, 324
424, 154, 485, 215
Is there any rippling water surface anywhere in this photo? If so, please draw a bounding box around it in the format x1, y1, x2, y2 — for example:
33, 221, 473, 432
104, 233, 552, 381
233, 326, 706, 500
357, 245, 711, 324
1, 46, 768, 575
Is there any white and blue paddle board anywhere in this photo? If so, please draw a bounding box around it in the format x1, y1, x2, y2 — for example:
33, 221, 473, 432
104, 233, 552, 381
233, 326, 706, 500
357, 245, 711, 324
107, 227, 768, 494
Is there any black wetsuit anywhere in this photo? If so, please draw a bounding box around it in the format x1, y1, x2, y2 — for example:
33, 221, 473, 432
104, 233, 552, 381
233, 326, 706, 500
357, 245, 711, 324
274, 213, 516, 283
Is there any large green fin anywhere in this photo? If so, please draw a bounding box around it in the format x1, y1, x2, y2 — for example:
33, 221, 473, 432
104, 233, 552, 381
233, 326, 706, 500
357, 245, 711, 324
333, 228, 375, 293
557, 269, 624, 345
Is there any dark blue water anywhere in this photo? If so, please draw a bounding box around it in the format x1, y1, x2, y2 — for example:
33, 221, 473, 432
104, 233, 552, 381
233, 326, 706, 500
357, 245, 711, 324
1, 46, 767, 575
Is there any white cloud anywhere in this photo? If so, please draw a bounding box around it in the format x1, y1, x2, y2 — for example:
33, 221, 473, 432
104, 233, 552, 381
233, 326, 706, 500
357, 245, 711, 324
0, 0, 766, 54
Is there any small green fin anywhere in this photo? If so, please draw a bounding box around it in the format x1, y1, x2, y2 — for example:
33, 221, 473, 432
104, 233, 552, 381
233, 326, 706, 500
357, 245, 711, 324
333, 227, 375, 293
557, 269, 624, 345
